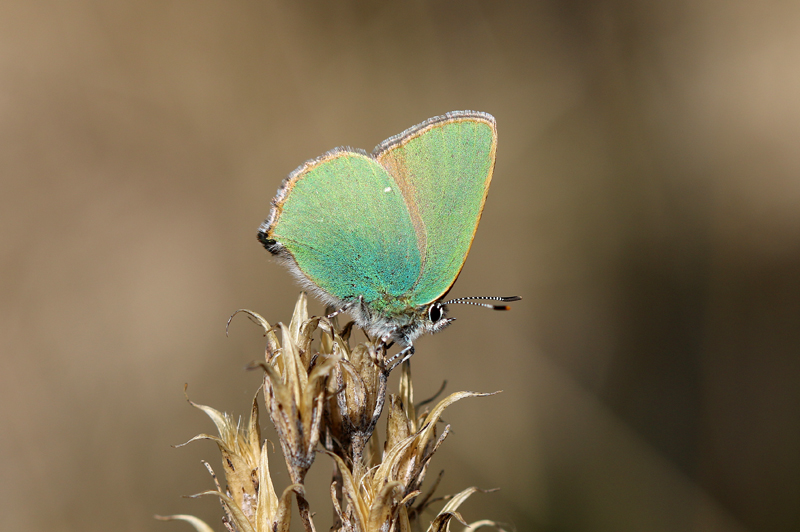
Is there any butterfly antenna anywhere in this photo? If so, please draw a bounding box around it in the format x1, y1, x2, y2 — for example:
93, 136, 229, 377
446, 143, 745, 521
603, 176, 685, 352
442, 295, 521, 311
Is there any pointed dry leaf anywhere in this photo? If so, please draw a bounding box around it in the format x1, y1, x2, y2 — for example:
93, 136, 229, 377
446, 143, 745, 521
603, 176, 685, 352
396, 506, 412, 532
289, 292, 308, 341
326, 451, 369, 528
255, 440, 279, 529
247, 392, 262, 456
385, 394, 412, 451
228, 309, 280, 358
190, 490, 257, 532
174, 433, 230, 452
462, 519, 510, 532
188, 399, 232, 439
439, 487, 479, 515
373, 431, 417, 486
366, 480, 404, 531
427, 510, 468, 532
398, 363, 416, 426
155, 514, 216, 532
417, 392, 498, 453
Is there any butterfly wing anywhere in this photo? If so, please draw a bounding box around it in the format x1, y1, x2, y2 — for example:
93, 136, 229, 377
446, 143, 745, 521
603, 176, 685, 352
261, 149, 421, 305
373, 111, 497, 305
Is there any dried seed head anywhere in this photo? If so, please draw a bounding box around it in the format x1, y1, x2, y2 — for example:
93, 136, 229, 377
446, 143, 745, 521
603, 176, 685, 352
162, 293, 508, 532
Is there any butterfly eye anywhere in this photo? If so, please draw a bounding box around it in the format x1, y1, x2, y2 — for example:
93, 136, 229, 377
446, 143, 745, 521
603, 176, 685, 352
428, 302, 443, 323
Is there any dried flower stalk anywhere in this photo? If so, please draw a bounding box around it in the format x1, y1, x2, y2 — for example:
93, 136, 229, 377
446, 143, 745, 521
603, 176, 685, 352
159, 293, 508, 532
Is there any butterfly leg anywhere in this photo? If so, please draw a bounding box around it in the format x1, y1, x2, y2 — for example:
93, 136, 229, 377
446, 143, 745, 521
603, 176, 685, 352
325, 305, 348, 319
325, 295, 364, 319
385, 344, 415, 373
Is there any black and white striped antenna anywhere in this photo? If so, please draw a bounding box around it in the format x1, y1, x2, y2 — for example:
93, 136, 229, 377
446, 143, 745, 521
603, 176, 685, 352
441, 295, 521, 311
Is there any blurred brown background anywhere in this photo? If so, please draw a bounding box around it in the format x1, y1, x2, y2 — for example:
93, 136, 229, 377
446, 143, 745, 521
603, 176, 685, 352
2, 1, 799, 531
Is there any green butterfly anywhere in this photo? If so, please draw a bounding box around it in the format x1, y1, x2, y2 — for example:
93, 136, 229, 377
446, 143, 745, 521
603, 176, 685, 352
259, 111, 519, 366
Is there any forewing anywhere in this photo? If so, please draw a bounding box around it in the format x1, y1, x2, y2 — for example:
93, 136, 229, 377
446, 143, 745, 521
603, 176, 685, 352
374, 111, 497, 304
263, 149, 421, 304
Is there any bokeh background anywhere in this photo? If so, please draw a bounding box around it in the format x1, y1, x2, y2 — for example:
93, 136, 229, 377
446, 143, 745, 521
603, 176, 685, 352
2, 1, 799, 531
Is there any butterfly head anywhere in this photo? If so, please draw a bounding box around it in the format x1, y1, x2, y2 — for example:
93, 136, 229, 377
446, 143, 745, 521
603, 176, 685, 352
344, 298, 453, 347
406, 300, 457, 343
353, 295, 520, 347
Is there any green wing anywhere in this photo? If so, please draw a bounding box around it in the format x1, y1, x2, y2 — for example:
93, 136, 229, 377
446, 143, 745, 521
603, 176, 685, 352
374, 111, 497, 305
265, 149, 421, 304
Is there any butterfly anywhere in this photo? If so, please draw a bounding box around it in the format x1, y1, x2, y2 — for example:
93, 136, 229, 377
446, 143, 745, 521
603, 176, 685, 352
258, 111, 519, 365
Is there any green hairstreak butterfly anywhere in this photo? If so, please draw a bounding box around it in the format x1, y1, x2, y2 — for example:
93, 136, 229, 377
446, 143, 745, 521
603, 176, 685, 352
258, 111, 519, 364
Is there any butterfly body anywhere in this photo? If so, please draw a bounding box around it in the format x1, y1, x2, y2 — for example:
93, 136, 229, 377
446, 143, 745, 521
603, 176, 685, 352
259, 111, 512, 351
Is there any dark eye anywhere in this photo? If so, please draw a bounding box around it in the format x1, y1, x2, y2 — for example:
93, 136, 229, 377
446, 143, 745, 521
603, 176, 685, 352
428, 302, 443, 323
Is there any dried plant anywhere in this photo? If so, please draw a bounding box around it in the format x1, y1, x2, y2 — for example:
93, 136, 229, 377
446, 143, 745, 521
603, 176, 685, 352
158, 293, 509, 532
